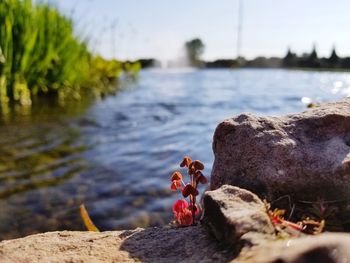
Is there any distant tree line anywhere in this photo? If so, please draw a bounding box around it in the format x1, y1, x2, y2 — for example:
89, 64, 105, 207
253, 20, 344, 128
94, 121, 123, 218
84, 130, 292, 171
280, 46, 349, 69
137, 45, 350, 71
205, 46, 350, 70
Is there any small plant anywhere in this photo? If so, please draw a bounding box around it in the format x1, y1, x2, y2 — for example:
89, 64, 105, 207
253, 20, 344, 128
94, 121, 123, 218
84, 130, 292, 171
268, 208, 324, 237
170, 156, 207, 226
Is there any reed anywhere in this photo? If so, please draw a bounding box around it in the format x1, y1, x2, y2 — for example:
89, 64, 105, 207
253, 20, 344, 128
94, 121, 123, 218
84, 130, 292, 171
0, 0, 139, 106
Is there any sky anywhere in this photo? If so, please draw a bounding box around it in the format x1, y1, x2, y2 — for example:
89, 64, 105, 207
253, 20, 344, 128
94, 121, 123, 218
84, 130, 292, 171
53, 0, 350, 61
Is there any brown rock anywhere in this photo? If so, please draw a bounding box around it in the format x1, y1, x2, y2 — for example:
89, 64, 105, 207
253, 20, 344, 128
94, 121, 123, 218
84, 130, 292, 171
2, 225, 350, 263
210, 98, 350, 201
236, 233, 350, 263
203, 185, 275, 246
1, 208, 350, 263
0, 226, 235, 263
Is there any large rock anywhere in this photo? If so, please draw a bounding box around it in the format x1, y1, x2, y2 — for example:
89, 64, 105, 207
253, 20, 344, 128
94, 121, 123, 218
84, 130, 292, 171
0, 227, 235, 263
2, 227, 350, 263
210, 98, 350, 201
2, 184, 350, 263
202, 185, 274, 246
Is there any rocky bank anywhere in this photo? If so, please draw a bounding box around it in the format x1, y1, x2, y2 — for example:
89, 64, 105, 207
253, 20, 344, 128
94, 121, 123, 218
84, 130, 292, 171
2, 185, 350, 263
2, 98, 350, 262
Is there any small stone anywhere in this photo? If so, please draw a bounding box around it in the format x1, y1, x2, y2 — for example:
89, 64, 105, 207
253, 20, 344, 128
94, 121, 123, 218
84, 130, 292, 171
202, 185, 274, 246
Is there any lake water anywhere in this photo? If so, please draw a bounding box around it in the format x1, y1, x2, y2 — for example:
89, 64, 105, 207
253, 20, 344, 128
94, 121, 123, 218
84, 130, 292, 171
0, 68, 349, 240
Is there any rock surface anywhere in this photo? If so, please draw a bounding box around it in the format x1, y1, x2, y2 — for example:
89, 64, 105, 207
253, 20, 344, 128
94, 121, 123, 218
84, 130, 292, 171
2, 185, 350, 263
210, 98, 350, 201
0, 226, 235, 263
236, 233, 350, 263
203, 185, 274, 246
2, 223, 350, 263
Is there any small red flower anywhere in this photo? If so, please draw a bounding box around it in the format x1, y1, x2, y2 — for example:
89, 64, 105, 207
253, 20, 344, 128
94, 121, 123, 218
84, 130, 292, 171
180, 156, 192, 168
170, 180, 182, 191
171, 171, 183, 182
172, 199, 188, 214
182, 184, 199, 198
177, 209, 193, 226
189, 160, 204, 171
195, 171, 207, 184
172, 199, 193, 226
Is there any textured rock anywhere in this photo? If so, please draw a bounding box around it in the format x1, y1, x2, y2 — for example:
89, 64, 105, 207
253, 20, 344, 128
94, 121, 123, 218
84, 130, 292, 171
203, 185, 275, 246
2, 187, 350, 263
0, 226, 235, 263
3, 225, 350, 263
211, 98, 350, 201
236, 233, 350, 263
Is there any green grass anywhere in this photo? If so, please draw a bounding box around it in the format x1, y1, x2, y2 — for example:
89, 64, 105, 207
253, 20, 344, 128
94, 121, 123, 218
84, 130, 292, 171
0, 0, 139, 106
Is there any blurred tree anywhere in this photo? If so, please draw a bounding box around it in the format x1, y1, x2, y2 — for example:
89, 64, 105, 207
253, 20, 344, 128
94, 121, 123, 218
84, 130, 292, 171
185, 38, 205, 67
302, 44, 320, 68
283, 48, 297, 68
309, 45, 318, 61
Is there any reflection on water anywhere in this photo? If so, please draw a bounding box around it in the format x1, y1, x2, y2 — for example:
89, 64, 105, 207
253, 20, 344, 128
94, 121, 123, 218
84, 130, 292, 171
0, 68, 349, 240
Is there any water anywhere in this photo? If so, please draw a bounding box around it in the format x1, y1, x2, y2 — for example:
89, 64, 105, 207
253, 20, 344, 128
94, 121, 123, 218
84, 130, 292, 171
0, 68, 349, 240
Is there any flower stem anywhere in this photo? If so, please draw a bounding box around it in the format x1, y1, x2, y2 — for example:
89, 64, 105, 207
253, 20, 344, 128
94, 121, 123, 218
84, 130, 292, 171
192, 195, 196, 225
191, 174, 196, 225
189, 169, 196, 225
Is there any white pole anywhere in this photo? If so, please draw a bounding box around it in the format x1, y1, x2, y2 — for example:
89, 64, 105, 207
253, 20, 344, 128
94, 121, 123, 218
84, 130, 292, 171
237, 0, 243, 60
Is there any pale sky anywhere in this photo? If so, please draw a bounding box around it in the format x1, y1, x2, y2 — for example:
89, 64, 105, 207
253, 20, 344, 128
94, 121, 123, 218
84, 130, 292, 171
54, 0, 350, 61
